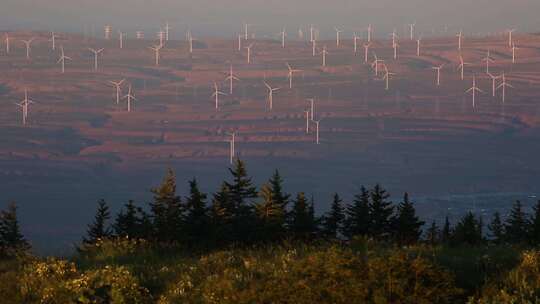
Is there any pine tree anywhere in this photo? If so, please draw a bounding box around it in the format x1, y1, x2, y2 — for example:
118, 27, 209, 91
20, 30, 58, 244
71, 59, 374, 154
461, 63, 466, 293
452, 212, 483, 245
530, 200, 540, 246
441, 216, 452, 244
254, 171, 289, 242
150, 168, 184, 243
322, 193, 345, 238
83, 199, 112, 245
0, 202, 30, 251
504, 200, 529, 244
224, 159, 258, 243
488, 212, 504, 244
343, 186, 370, 239
113, 200, 142, 239
184, 178, 209, 244
288, 192, 317, 240
209, 182, 233, 245
393, 193, 425, 245
425, 221, 440, 246
368, 184, 394, 239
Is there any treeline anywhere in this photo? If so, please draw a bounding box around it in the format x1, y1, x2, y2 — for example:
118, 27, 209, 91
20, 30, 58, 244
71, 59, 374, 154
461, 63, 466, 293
2, 159, 540, 254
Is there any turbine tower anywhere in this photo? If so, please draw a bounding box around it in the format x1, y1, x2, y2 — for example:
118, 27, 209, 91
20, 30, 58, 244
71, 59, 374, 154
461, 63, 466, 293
118, 31, 125, 49
497, 73, 513, 103
307, 98, 315, 120
57, 46, 72, 74
304, 110, 310, 133
363, 43, 371, 63
457, 30, 463, 50
408, 23, 416, 40
279, 28, 287, 48
286, 63, 302, 89
334, 27, 343, 47
109, 79, 125, 104
264, 81, 280, 110
21, 38, 35, 60
321, 45, 329, 67
123, 85, 137, 112
88, 48, 104, 71
382, 65, 396, 90
225, 65, 240, 94
482, 50, 495, 74
313, 119, 321, 144
353, 33, 359, 54
149, 45, 162, 66
465, 75, 483, 108
212, 82, 227, 110
458, 55, 470, 80
165, 22, 172, 41
416, 37, 422, 56
227, 132, 236, 164
487, 73, 501, 97
432, 64, 444, 86
5, 33, 10, 54
511, 44, 519, 64
16, 89, 35, 126
245, 43, 254, 64
371, 53, 384, 76
50, 31, 57, 51
507, 29, 515, 47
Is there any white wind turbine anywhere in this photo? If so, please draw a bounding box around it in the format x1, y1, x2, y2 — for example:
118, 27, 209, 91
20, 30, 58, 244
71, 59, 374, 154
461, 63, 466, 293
165, 22, 172, 41
393, 41, 400, 60
264, 81, 280, 110
313, 119, 321, 144
123, 85, 137, 112
371, 53, 384, 76
487, 72, 501, 97
286, 63, 302, 89
367, 24, 373, 42
465, 75, 483, 108
157, 30, 165, 47
88, 48, 104, 71
16, 89, 35, 126
432, 64, 444, 86
49, 31, 57, 51
382, 65, 396, 90
507, 29, 515, 47
334, 27, 343, 47
390, 29, 398, 48
149, 45, 162, 66
245, 43, 254, 64
307, 98, 315, 120
212, 82, 227, 110
363, 42, 371, 63
244, 23, 250, 40
497, 73, 513, 103
482, 50, 495, 74
5, 33, 10, 54
408, 23, 416, 40
416, 37, 422, 56
188, 32, 195, 54
310, 24, 315, 42
57, 46, 71, 74
279, 28, 287, 48
21, 38, 35, 60
311, 39, 317, 57
458, 55, 470, 80
321, 45, 329, 67
353, 33, 359, 54
227, 132, 236, 164
109, 79, 125, 104
225, 65, 240, 94
118, 31, 125, 49
457, 30, 464, 50
304, 110, 310, 133
511, 44, 519, 64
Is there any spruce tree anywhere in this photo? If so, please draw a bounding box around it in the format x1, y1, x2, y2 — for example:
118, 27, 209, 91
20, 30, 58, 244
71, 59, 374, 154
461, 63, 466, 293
488, 212, 504, 244
150, 168, 184, 243
393, 193, 425, 245
529, 200, 540, 246
0, 202, 30, 251
113, 200, 142, 238
452, 212, 483, 245
209, 182, 233, 245
288, 192, 317, 240
322, 193, 345, 238
343, 186, 370, 239
83, 199, 112, 245
425, 221, 440, 246
254, 171, 289, 242
441, 216, 452, 244
368, 184, 394, 239
504, 200, 529, 244
184, 178, 209, 244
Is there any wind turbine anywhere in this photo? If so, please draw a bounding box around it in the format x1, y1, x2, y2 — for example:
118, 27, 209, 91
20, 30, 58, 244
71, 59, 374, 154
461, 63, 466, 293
458, 55, 470, 80
212, 82, 227, 110
238, 34, 242, 51
334, 27, 343, 47
382, 65, 396, 90
497, 73, 513, 103
313, 119, 321, 144
109, 79, 125, 104
363, 43, 371, 63
353, 33, 359, 54
482, 50, 495, 74
309, 24, 315, 42
408, 23, 416, 40
457, 30, 463, 50
57, 46, 71, 74
416, 37, 422, 56
371, 53, 384, 76
487, 72, 501, 97
511, 44, 519, 64
123, 85, 137, 112
311, 39, 317, 57
157, 30, 165, 47
390, 29, 398, 48
507, 29, 515, 47
227, 132, 236, 164
5, 33, 10, 54
465, 75, 483, 108
367, 24, 373, 42
244, 23, 250, 40
118, 31, 125, 49
149, 45, 162, 66
21, 38, 35, 60
304, 110, 310, 133
165, 22, 172, 41
88, 48, 104, 71
279, 28, 287, 48
245, 43, 254, 64
286, 63, 301, 89
225, 65, 240, 94
393, 42, 399, 60
49, 31, 57, 51
264, 81, 280, 110
188, 32, 195, 54
307, 98, 315, 120
321, 45, 329, 67
16, 89, 35, 126
432, 64, 444, 86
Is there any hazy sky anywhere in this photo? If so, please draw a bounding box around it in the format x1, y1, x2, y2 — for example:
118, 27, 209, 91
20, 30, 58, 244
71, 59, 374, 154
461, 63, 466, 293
2, 0, 540, 38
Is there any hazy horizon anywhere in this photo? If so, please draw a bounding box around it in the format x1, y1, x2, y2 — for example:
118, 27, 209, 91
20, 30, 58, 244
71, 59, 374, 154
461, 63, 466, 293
2, 0, 540, 37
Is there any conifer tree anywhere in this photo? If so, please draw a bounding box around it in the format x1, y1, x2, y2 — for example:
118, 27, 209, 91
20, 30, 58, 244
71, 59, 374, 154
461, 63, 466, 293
504, 200, 529, 244
393, 193, 425, 245
254, 171, 289, 242
209, 182, 233, 245
83, 199, 112, 245
322, 193, 345, 238
343, 186, 370, 239
452, 212, 483, 245
114, 200, 142, 238
425, 221, 440, 246
441, 216, 452, 244
184, 178, 209, 244
0, 202, 30, 251
150, 168, 184, 242
530, 200, 540, 246
368, 184, 394, 239
488, 212, 504, 244
288, 192, 317, 239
